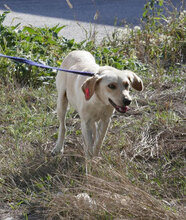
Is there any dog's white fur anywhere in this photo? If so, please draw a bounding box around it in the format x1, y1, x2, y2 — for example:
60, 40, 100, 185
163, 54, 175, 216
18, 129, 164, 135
52, 50, 143, 157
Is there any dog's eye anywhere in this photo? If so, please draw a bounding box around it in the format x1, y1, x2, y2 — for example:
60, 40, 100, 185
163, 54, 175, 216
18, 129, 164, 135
108, 84, 116, 89
124, 82, 129, 89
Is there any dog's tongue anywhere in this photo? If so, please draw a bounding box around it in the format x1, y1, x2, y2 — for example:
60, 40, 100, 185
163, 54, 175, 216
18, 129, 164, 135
118, 106, 130, 113
125, 106, 130, 112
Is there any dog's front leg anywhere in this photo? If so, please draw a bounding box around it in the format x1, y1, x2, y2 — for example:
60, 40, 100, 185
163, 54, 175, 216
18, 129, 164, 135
81, 120, 94, 157
52, 93, 68, 155
93, 119, 111, 156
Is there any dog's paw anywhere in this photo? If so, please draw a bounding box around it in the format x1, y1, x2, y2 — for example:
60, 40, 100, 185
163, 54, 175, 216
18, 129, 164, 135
51, 150, 57, 157
51, 145, 64, 156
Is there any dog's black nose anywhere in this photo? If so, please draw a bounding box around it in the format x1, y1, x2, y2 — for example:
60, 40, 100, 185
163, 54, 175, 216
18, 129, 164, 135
123, 98, 131, 106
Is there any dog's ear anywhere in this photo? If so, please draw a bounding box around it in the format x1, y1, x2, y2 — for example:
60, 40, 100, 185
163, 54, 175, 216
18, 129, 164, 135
126, 71, 143, 91
81, 75, 101, 101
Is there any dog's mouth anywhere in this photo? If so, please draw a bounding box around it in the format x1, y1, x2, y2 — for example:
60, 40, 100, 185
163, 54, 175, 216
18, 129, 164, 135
108, 98, 129, 113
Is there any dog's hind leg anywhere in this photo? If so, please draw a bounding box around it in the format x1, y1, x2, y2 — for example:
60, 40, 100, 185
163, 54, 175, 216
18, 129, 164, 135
52, 90, 68, 155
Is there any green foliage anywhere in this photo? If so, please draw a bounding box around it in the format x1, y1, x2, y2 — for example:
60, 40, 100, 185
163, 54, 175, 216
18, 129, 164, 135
142, 0, 165, 23
103, 0, 185, 72
0, 11, 84, 86
141, 0, 186, 66
1, 3, 185, 86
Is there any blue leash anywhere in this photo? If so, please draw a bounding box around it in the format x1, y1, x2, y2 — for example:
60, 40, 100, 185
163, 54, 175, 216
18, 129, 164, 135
0, 53, 95, 77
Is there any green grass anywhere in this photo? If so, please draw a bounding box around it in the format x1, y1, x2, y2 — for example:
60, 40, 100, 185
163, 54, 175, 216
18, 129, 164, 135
0, 1, 186, 219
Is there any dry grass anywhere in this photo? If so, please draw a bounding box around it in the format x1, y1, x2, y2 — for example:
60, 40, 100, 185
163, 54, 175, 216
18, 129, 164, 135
48, 158, 184, 220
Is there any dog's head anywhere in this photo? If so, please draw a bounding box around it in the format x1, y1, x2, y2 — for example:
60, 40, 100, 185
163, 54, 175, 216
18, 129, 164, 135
81, 67, 143, 113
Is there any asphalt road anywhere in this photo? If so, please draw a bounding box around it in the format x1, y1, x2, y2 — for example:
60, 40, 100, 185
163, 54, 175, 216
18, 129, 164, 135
0, 0, 182, 43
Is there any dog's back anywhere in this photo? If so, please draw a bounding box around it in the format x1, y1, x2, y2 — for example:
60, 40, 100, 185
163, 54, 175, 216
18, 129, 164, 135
61, 50, 96, 68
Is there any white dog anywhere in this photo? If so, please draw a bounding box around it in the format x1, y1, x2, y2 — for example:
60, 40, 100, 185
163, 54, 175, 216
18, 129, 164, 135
52, 50, 143, 157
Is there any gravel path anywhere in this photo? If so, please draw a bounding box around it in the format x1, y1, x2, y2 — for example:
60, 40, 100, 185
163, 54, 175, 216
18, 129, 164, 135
0, 0, 148, 43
